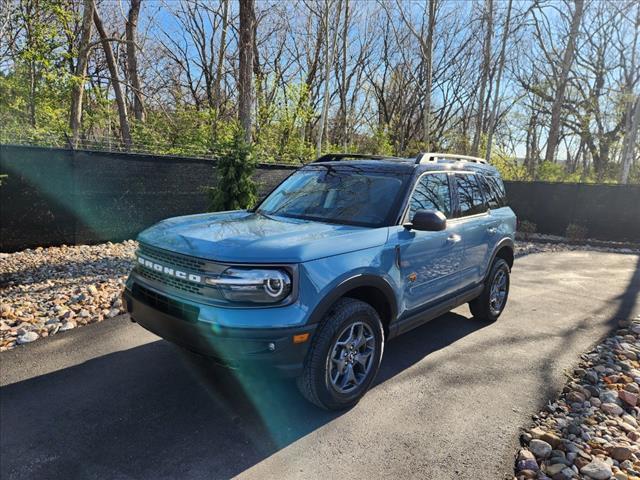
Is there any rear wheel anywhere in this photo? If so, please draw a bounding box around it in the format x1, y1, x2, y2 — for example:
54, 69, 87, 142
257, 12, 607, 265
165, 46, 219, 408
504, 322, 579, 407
469, 258, 510, 322
297, 298, 384, 410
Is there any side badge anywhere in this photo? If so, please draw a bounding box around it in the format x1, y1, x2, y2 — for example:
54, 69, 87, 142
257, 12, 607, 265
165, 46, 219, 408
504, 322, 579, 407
407, 272, 417, 282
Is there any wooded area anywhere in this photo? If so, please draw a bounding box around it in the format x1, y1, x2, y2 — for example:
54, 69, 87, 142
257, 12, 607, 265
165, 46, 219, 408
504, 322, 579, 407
1, 0, 639, 183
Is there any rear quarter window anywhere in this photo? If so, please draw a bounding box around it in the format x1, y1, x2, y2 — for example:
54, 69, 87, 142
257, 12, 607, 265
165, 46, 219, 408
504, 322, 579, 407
480, 174, 507, 208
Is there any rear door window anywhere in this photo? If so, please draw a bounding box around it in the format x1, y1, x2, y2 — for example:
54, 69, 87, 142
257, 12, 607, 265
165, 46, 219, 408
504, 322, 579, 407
455, 173, 488, 217
407, 173, 452, 219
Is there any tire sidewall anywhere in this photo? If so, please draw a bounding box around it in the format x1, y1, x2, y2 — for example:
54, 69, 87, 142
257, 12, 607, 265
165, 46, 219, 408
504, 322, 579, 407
488, 259, 510, 318
314, 302, 384, 409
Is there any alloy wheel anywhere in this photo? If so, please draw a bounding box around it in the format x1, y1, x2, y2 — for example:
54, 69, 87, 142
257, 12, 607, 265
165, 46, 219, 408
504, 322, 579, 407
489, 269, 508, 316
327, 321, 376, 394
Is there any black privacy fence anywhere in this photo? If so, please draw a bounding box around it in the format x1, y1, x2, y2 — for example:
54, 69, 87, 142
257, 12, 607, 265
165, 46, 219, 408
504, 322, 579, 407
0, 144, 638, 252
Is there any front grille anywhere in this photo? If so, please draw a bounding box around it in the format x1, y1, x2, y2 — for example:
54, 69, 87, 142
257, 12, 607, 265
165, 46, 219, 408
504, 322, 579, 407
138, 243, 207, 273
137, 268, 204, 295
131, 284, 199, 322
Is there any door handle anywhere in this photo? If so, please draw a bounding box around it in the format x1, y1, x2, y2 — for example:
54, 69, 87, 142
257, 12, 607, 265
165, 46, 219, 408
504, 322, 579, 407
447, 234, 462, 244
487, 227, 497, 234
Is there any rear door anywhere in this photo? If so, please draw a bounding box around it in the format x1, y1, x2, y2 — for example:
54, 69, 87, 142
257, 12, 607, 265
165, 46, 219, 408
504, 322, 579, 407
451, 173, 490, 288
394, 172, 464, 312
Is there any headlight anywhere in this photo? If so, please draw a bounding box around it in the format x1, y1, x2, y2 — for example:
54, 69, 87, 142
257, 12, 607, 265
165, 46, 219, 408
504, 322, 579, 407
205, 268, 292, 304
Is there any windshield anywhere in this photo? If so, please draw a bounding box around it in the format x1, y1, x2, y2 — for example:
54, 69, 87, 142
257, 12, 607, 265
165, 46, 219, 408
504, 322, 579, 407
257, 165, 408, 227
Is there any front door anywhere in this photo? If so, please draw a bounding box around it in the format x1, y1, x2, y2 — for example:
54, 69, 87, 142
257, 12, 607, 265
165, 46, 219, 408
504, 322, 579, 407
394, 172, 464, 313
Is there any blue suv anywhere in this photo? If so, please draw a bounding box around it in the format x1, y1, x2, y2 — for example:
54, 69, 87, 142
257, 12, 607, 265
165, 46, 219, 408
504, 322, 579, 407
124, 152, 516, 409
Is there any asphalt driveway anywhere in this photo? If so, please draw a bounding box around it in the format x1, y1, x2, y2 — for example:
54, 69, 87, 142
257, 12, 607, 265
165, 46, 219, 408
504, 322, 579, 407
1, 250, 639, 479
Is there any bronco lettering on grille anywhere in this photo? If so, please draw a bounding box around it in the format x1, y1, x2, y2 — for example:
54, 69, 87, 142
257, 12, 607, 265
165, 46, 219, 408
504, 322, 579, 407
137, 256, 203, 284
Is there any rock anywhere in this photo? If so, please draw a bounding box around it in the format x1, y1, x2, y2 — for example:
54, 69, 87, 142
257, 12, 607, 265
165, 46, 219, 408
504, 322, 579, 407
591, 397, 602, 407
567, 423, 582, 435
530, 439, 553, 459
517, 469, 538, 479
540, 432, 563, 449
614, 472, 628, 480
567, 391, 586, 403
625, 383, 640, 394
608, 445, 634, 462
518, 449, 536, 462
79, 309, 90, 318
585, 371, 599, 384
517, 460, 539, 472
59, 321, 76, 331
16, 331, 39, 344
546, 463, 567, 475
601, 390, 619, 404
601, 402, 625, 416
618, 390, 638, 407
574, 457, 591, 470
580, 459, 613, 480
551, 467, 576, 480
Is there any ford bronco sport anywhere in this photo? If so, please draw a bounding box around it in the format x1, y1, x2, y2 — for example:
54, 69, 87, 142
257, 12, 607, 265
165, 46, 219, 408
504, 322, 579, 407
124, 152, 516, 410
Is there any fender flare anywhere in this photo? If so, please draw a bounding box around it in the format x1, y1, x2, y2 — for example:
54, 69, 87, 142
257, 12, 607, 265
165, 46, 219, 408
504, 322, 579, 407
306, 273, 399, 327
485, 237, 515, 281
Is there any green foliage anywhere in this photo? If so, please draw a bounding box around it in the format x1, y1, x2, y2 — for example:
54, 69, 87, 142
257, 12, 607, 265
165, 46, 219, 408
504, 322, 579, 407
518, 220, 537, 239
209, 125, 257, 212
254, 81, 315, 164
565, 223, 588, 241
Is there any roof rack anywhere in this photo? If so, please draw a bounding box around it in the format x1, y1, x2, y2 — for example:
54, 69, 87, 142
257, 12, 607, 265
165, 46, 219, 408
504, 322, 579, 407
313, 153, 399, 163
415, 152, 488, 165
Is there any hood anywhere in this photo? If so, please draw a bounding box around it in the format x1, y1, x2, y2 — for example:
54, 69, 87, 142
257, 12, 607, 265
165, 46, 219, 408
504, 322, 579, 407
137, 210, 389, 263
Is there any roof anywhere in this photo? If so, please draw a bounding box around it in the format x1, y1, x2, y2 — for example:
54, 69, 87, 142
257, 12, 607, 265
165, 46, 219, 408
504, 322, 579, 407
311, 152, 500, 176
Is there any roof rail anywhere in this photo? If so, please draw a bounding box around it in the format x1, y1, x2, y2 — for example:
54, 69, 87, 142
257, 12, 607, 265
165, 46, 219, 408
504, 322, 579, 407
313, 153, 398, 163
415, 152, 488, 165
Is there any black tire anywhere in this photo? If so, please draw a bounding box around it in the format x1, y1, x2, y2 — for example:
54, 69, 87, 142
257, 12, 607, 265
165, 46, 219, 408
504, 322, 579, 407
469, 258, 510, 322
297, 298, 384, 410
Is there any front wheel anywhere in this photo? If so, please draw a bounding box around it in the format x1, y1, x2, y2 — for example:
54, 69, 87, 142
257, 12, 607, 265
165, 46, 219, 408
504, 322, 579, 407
469, 258, 510, 322
297, 298, 384, 410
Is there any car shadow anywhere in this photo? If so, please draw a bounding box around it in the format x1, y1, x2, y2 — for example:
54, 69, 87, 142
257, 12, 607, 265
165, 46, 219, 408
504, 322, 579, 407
0, 312, 484, 480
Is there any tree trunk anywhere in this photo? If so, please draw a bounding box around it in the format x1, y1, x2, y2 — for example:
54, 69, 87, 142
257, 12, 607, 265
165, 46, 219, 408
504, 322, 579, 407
471, 0, 493, 157
484, 0, 512, 162
620, 3, 640, 184
316, 0, 342, 156
422, 0, 436, 148
70, 0, 95, 147
94, 8, 132, 149
126, 0, 144, 122
620, 98, 640, 184
238, 0, 255, 143
339, 0, 349, 148
213, 0, 229, 113
543, 0, 584, 163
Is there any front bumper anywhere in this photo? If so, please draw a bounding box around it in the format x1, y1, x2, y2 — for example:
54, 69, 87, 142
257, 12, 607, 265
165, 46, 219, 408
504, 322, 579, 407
123, 284, 316, 377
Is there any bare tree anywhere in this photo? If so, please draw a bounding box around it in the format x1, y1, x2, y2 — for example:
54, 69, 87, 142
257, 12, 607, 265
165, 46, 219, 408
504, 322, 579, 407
620, 2, 640, 183
238, 0, 255, 143
316, 0, 342, 156
485, 0, 512, 162
94, 6, 132, 149
471, 0, 493, 157
126, 0, 144, 122
70, 0, 95, 147
543, 0, 584, 163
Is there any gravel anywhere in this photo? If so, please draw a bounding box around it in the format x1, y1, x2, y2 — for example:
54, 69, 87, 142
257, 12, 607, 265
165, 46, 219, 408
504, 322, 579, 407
0, 238, 638, 353
514, 316, 640, 480
0, 241, 136, 352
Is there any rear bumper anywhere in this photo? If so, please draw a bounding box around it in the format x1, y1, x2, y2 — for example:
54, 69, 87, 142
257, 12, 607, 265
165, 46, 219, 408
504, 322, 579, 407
123, 286, 316, 377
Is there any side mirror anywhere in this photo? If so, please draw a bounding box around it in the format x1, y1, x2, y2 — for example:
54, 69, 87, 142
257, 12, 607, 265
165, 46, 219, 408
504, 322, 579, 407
404, 209, 447, 231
